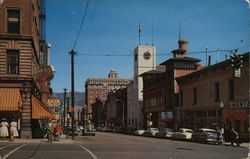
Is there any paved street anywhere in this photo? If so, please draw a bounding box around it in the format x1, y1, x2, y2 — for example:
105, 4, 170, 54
0, 132, 249, 159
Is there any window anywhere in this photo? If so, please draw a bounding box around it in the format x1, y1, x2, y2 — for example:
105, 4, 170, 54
7, 50, 19, 74
229, 79, 234, 99
215, 82, 220, 101
7, 10, 20, 34
193, 88, 197, 105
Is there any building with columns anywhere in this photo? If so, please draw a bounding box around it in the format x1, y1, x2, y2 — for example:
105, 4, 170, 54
0, 0, 55, 138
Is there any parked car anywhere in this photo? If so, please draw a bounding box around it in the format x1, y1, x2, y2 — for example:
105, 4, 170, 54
134, 129, 146, 136
143, 128, 159, 137
67, 125, 78, 136
82, 123, 96, 136
156, 128, 174, 138
172, 128, 193, 140
192, 128, 218, 144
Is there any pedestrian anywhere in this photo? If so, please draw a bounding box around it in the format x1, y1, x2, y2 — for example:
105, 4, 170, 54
0, 118, 9, 139
54, 121, 62, 141
46, 120, 53, 143
230, 128, 240, 147
216, 127, 223, 145
10, 119, 19, 138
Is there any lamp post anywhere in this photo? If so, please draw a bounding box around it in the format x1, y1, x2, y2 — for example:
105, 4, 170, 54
220, 101, 224, 133
116, 99, 125, 128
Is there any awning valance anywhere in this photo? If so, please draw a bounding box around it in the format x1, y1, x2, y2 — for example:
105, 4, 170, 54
32, 95, 55, 120
0, 88, 22, 111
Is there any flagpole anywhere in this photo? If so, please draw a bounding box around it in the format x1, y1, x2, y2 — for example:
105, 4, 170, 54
139, 21, 141, 45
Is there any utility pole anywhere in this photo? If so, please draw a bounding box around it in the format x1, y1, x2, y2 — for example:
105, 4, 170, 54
205, 47, 208, 66
69, 49, 77, 140
63, 88, 67, 131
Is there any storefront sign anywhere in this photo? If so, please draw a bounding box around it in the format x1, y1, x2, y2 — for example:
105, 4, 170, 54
229, 100, 249, 108
161, 112, 173, 119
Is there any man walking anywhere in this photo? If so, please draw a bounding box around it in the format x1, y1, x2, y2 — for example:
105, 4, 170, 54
230, 128, 240, 147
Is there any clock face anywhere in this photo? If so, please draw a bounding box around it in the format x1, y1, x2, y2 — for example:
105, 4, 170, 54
143, 52, 151, 60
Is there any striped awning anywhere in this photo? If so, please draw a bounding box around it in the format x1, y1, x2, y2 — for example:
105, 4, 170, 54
32, 95, 55, 120
0, 88, 22, 111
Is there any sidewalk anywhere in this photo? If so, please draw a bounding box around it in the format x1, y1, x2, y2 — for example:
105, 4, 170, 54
0, 137, 74, 144
223, 142, 249, 148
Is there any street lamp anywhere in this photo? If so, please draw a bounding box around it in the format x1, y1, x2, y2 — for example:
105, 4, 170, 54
116, 99, 125, 128
220, 101, 224, 133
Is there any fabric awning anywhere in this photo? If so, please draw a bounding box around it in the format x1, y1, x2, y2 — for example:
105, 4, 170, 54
0, 88, 22, 111
32, 95, 56, 120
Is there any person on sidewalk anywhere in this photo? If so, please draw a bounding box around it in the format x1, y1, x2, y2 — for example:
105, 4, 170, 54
46, 120, 53, 143
216, 127, 224, 145
230, 128, 240, 147
10, 119, 19, 139
0, 118, 9, 139
54, 121, 62, 141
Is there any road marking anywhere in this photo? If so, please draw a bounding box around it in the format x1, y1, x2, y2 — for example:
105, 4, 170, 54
0, 145, 13, 150
79, 145, 98, 159
2, 144, 26, 159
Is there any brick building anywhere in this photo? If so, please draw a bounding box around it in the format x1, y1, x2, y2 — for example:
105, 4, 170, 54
141, 39, 204, 130
176, 52, 249, 139
0, 0, 55, 138
85, 70, 132, 123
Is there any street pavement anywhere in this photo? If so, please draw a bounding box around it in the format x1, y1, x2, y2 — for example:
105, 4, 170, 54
0, 132, 249, 159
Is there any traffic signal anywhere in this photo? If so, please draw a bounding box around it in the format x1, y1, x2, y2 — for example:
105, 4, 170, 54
230, 54, 243, 70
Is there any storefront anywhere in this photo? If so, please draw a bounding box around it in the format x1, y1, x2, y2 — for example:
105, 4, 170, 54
227, 100, 249, 139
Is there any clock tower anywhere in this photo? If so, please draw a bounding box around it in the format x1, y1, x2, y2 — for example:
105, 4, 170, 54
134, 45, 156, 77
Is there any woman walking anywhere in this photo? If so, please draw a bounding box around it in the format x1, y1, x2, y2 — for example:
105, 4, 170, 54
10, 119, 19, 138
0, 118, 9, 138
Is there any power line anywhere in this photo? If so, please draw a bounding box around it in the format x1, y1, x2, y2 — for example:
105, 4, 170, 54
72, 0, 90, 50
76, 45, 249, 57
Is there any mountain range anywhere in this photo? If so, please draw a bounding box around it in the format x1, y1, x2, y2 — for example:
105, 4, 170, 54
52, 92, 85, 107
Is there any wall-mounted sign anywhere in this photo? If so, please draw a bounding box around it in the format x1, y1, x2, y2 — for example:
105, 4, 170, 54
161, 112, 173, 119
229, 100, 249, 108
47, 99, 61, 107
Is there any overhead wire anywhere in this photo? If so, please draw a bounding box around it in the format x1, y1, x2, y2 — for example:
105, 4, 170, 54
76, 45, 249, 57
72, 0, 90, 50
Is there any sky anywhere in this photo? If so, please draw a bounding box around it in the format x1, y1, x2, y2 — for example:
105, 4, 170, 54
46, 0, 249, 93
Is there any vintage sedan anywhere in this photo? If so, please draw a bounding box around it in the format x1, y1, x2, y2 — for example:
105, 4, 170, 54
192, 128, 218, 144
134, 129, 146, 136
172, 128, 194, 140
156, 128, 174, 138
143, 128, 159, 137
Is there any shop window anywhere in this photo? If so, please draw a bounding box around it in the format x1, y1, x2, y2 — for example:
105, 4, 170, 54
208, 110, 216, 117
7, 10, 20, 34
7, 50, 19, 74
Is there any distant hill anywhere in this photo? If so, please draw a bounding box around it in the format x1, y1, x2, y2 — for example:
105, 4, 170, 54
52, 92, 85, 107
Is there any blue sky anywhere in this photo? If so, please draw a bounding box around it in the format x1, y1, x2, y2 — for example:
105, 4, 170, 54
46, 0, 249, 93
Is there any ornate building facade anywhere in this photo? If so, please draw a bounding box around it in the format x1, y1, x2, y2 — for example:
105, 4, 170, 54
0, 0, 55, 138
85, 70, 132, 124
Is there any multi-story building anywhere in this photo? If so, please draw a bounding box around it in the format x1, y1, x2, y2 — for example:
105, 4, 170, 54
85, 70, 132, 123
0, 0, 55, 138
176, 52, 249, 139
141, 39, 204, 130
105, 88, 127, 128
127, 45, 156, 129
